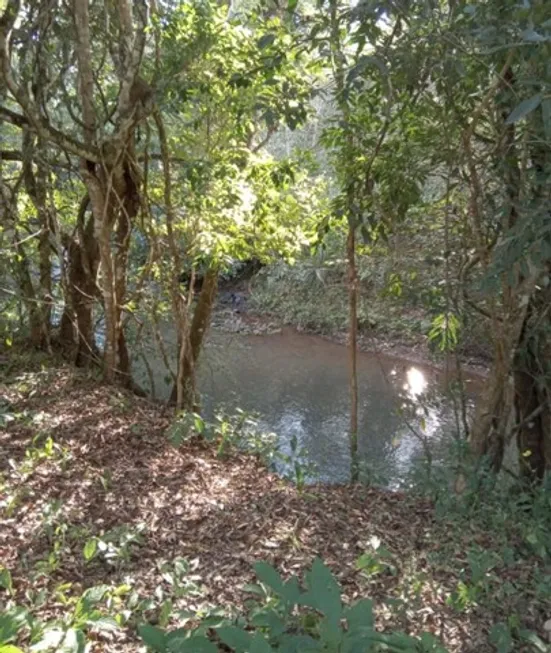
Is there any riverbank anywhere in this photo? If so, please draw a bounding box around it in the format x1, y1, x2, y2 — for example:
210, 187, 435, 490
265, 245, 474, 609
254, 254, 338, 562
213, 298, 489, 380
224, 262, 493, 378
2, 351, 547, 652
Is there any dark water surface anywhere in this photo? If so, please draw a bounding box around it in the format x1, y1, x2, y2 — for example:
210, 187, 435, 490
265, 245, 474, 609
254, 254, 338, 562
138, 328, 482, 485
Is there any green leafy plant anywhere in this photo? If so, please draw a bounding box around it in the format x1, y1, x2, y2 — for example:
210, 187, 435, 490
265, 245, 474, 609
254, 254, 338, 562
138, 558, 448, 652
356, 537, 398, 579
0, 398, 16, 428
83, 523, 146, 569
120, 557, 208, 630
168, 408, 280, 469
158, 558, 203, 601
0, 606, 29, 651
0, 587, 117, 653
428, 313, 460, 352
0, 566, 13, 596
277, 434, 316, 493
26, 585, 119, 653
166, 412, 205, 447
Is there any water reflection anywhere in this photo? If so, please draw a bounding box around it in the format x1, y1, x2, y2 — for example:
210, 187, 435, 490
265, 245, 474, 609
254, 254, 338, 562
405, 366, 428, 398
136, 328, 481, 486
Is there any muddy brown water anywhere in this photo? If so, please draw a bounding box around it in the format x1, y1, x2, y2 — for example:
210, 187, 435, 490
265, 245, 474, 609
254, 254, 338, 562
137, 328, 483, 486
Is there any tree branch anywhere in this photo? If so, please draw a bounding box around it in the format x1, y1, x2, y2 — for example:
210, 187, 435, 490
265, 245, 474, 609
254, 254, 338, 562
0, 104, 28, 127
114, 0, 148, 133
0, 149, 21, 160
0, 0, 101, 162
73, 0, 96, 145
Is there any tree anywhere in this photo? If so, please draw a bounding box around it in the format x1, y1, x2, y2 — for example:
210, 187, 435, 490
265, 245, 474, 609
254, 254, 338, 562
0, 0, 319, 405
1, 0, 153, 382
309, 0, 435, 481
436, 0, 551, 482
145, 1, 318, 410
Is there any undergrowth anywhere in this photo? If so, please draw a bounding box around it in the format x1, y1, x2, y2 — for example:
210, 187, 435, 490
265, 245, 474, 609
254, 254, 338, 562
249, 254, 492, 362
1, 354, 550, 652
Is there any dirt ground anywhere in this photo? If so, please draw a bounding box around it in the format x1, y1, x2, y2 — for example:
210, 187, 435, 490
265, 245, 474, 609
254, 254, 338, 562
0, 354, 546, 652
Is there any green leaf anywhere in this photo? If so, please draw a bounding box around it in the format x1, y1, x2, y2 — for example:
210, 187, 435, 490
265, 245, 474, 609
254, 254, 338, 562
86, 616, 119, 633
287, 0, 298, 10
0, 608, 28, 644
518, 628, 548, 652
345, 599, 374, 633
278, 633, 321, 651
81, 584, 110, 606
165, 627, 191, 649
253, 561, 285, 595
83, 539, 97, 562
169, 636, 218, 653
0, 567, 13, 594
59, 628, 87, 653
250, 609, 286, 637
319, 617, 342, 648
242, 583, 266, 597
347, 55, 388, 84
138, 624, 167, 652
505, 94, 542, 125
250, 633, 275, 652
281, 576, 301, 605
489, 623, 513, 653
257, 34, 276, 50
217, 625, 252, 649
159, 600, 173, 628
29, 627, 64, 651
302, 558, 342, 626
0, 646, 25, 653
193, 414, 205, 434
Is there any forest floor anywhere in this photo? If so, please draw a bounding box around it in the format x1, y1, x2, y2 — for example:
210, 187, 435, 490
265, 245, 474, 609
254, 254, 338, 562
1, 351, 548, 652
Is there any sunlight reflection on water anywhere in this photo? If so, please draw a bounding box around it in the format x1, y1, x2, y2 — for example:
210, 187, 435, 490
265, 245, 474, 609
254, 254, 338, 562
136, 329, 481, 487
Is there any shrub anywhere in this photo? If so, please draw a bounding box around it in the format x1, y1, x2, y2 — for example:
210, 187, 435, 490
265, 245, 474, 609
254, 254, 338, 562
138, 558, 448, 652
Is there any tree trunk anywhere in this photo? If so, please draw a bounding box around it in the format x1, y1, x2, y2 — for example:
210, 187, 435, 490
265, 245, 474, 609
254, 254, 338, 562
38, 218, 52, 341
22, 130, 53, 348
59, 198, 99, 366
84, 158, 139, 383
469, 62, 551, 483
113, 160, 139, 385
1, 156, 49, 348
514, 106, 551, 483
13, 238, 45, 347
514, 290, 551, 482
347, 224, 359, 481
328, 0, 360, 483
72, 0, 148, 383
171, 268, 219, 410
467, 62, 524, 475
469, 358, 512, 473
60, 244, 98, 366
93, 194, 118, 383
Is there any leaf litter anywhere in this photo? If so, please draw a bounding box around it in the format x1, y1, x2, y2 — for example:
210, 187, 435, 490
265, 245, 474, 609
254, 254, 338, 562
0, 356, 549, 652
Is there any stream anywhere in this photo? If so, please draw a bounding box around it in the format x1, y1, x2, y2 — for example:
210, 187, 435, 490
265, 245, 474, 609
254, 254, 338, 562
136, 325, 483, 486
